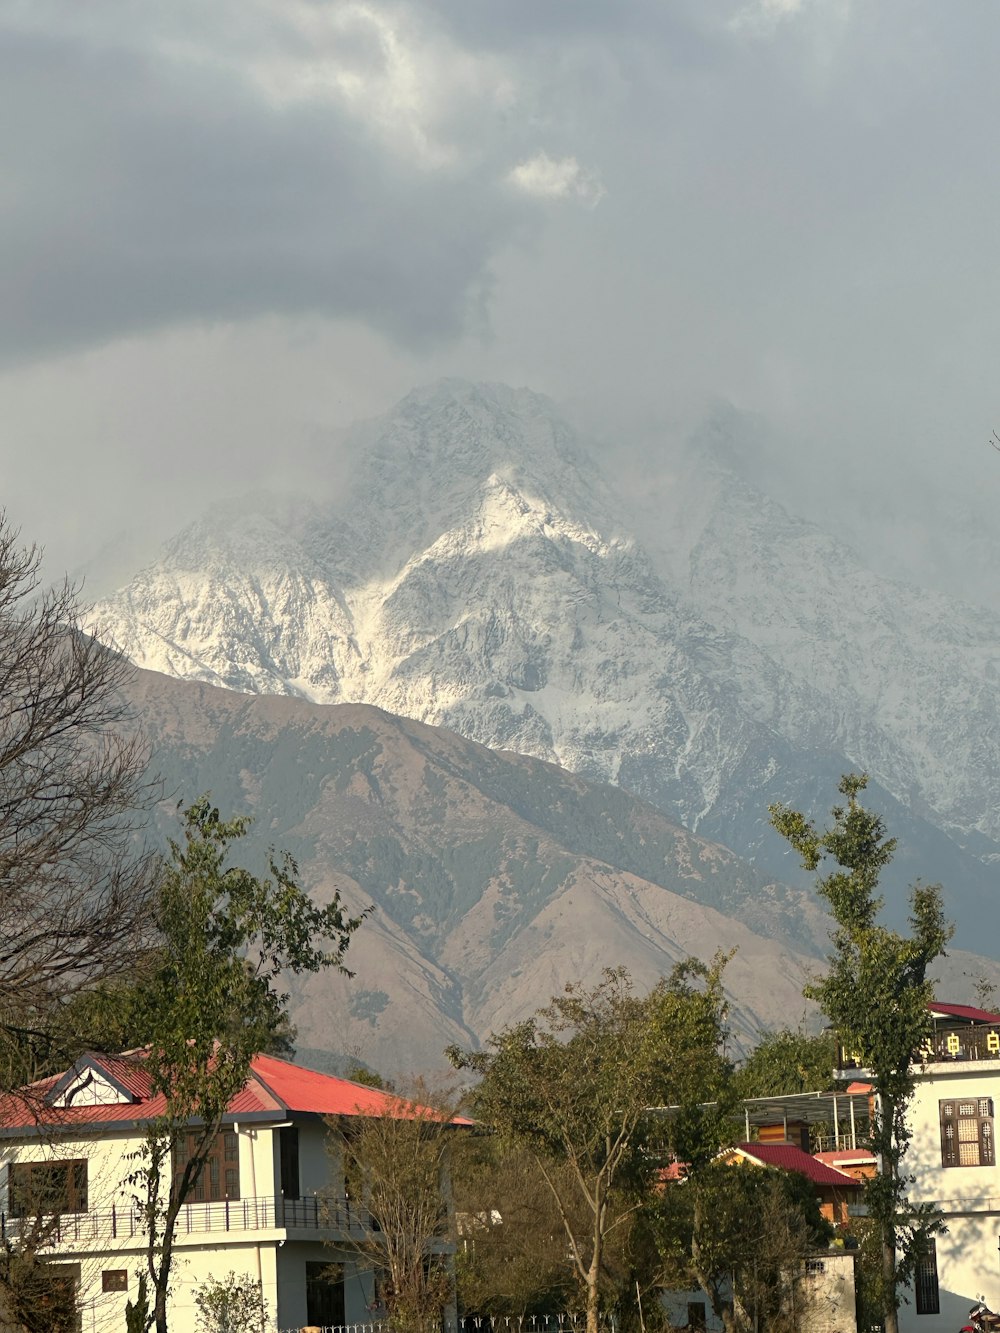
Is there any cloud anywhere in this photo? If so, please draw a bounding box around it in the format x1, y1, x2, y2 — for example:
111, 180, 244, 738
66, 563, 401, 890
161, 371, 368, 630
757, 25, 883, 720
507, 153, 606, 208
0, 1, 531, 364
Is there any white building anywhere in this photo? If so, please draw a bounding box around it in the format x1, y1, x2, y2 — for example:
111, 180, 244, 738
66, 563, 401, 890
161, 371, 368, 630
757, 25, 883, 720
839, 1002, 1000, 1333
0, 1049, 467, 1332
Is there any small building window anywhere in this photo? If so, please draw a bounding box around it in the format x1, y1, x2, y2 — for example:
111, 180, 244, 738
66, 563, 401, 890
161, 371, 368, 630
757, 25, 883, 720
102, 1270, 128, 1292
940, 1098, 994, 1167
687, 1302, 707, 1331
279, 1126, 300, 1200
915, 1240, 940, 1314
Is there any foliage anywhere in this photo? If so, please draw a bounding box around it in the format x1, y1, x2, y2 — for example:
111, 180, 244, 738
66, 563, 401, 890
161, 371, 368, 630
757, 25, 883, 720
448, 961, 733, 1333
343, 1060, 393, 1091
650, 1161, 831, 1333
0, 1234, 80, 1333
126, 1274, 152, 1333
332, 1079, 461, 1332
770, 773, 952, 1333
736, 1027, 839, 1099
453, 1138, 580, 1316
130, 798, 368, 1333
193, 1271, 269, 1333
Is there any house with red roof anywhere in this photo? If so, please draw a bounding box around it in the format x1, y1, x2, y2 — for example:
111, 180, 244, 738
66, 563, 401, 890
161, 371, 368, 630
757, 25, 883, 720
719, 1142, 863, 1226
0, 1048, 471, 1332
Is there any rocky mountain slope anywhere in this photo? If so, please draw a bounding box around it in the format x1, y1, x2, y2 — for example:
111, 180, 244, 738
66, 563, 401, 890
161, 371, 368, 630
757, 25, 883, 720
127, 668, 835, 1074
91, 381, 1000, 947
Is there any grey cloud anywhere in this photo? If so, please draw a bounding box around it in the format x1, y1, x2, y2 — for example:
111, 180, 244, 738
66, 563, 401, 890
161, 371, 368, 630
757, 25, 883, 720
0, 23, 527, 364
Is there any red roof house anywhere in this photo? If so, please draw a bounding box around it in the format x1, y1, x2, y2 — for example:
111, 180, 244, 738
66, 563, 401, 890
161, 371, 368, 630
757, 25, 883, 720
0, 1049, 470, 1331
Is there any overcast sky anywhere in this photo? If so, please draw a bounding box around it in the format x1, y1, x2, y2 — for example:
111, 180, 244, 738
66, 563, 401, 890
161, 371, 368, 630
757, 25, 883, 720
3, 0, 1000, 589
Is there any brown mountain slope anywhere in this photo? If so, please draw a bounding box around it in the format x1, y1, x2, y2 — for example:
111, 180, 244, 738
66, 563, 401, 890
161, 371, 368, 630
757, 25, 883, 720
126, 669, 832, 1072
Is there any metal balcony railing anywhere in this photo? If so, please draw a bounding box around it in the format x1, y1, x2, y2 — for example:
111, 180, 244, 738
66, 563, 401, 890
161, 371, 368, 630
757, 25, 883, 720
813, 1133, 869, 1153
0, 1194, 377, 1246
839, 1026, 1000, 1069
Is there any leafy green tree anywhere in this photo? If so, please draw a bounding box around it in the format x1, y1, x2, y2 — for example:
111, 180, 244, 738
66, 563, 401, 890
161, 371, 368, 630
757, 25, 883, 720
770, 773, 952, 1333
448, 961, 732, 1333
193, 1271, 269, 1333
130, 798, 367, 1333
736, 1027, 838, 1099
453, 1139, 580, 1317
651, 1162, 831, 1333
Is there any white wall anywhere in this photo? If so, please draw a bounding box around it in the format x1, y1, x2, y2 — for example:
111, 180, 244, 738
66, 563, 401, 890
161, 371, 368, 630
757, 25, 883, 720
900, 1061, 1000, 1333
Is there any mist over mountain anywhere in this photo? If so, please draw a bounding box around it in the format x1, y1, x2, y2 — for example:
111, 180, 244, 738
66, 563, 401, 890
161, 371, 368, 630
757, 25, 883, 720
91, 380, 1000, 950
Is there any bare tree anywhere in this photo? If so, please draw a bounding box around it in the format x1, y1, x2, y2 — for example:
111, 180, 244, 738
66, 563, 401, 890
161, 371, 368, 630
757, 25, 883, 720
0, 513, 157, 1087
330, 1082, 465, 1333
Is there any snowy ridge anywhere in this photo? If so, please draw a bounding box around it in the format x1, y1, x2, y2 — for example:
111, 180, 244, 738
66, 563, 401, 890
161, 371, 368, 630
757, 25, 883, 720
90, 380, 1000, 940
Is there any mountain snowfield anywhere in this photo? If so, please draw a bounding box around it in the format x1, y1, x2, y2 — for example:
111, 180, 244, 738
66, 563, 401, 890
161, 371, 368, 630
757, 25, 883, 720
90, 380, 1000, 945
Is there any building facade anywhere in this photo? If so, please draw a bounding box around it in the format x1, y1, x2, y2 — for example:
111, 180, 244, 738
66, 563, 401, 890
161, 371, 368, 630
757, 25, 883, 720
0, 1050, 465, 1332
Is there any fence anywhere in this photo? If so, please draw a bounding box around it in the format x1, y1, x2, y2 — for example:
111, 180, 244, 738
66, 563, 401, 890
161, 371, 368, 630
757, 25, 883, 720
0, 1193, 377, 1246
277, 1318, 617, 1333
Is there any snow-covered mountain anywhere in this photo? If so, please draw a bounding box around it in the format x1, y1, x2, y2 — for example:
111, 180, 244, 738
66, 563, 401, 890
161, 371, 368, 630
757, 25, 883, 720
90, 381, 1000, 944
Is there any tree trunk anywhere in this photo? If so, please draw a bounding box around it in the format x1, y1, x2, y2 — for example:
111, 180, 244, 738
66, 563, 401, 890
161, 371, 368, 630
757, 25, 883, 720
154, 1271, 169, 1333
586, 1258, 601, 1333
153, 1196, 181, 1333
585, 1181, 604, 1333
882, 1235, 898, 1333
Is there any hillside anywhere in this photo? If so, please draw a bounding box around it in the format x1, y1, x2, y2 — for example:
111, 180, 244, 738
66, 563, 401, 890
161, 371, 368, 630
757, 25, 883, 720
127, 668, 833, 1073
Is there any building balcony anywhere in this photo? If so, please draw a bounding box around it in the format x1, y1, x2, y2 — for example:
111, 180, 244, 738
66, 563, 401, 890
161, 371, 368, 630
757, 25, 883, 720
0, 1194, 377, 1247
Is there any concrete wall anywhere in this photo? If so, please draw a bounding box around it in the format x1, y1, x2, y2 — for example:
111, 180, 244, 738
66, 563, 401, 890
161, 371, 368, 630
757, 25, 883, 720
899, 1061, 1000, 1333
794, 1250, 857, 1333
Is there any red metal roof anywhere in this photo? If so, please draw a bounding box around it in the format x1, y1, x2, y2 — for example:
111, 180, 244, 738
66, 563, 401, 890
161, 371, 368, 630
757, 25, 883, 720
0, 1050, 472, 1133
929, 1002, 1000, 1025
736, 1142, 862, 1187
251, 1054, 474, 1123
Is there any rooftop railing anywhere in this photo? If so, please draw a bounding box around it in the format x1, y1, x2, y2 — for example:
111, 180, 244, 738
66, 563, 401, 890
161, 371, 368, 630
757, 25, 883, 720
838, 1026, 1000, 1070
0, 1193, 376, 1247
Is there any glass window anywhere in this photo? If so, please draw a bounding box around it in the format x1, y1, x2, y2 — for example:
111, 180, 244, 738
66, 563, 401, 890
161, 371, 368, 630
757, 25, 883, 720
173, 1130, 241, 1201
306, 1262, 345, 1328
687, 1303, 707, 1331
10, 1160, 88, 1215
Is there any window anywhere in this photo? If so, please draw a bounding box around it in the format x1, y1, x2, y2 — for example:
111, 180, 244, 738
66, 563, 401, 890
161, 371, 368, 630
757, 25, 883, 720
173, 1130, 240, 1202
40, 1262, 81, 1333
102, 1270, 128, 1293
915, 1240, 940, 1315
306, 1261, 345, 1328
10, 1160, 88, 1216
279, 1126, 300, 1200
940, 1098, 994, 1167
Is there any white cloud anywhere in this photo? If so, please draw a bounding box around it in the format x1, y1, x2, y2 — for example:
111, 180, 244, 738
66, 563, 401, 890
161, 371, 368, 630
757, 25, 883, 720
507, 152, 606, 208
244, 1, 510, 169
